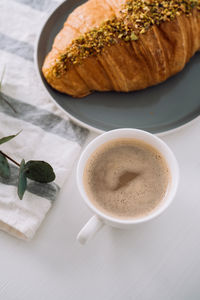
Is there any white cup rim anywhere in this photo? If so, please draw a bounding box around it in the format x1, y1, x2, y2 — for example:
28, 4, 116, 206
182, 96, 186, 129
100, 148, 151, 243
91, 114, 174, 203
77, 128, 179, 225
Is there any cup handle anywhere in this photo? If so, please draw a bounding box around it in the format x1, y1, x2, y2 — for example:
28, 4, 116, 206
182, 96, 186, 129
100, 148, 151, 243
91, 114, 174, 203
77, 215, 104, 245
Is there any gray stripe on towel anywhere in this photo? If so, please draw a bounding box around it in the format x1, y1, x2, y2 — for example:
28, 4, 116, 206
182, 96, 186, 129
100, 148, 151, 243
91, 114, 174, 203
0, 165, 59, 202
0, 92, 88, 145
0, 33, 34, 62
13, 0, 58, 11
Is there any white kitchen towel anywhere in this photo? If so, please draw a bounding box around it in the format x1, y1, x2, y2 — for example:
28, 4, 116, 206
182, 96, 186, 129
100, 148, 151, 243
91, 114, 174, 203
0, 0, 88, 240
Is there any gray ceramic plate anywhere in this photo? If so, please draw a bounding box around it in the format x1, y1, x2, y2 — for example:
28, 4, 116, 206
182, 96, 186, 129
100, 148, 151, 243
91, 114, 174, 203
35, 0, 200, 134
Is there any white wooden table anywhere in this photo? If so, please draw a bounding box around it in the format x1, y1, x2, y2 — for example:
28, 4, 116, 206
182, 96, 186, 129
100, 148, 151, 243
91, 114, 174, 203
0, 118, 200, 300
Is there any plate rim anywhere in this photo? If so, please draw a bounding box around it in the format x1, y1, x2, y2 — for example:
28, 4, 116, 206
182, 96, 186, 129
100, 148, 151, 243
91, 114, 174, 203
34, 0, 200, 137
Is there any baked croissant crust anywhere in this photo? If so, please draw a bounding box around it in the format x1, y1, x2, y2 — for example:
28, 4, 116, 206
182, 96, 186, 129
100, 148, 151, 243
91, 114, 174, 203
42, 0, 200, 98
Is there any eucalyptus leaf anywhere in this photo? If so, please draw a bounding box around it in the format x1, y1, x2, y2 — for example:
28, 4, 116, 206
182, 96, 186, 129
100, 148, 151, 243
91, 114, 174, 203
0, 153, 10, 179
17, 159, 27, 200
24, 160, 55, 183
0, 131, 21, 145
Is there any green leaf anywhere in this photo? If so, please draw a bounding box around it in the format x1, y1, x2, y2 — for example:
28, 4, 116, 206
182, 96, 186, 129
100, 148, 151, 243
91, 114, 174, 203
0, 131, 21, 145
24, 160, 55, 183
17, 159, 27, 200
0, 153, 10, 179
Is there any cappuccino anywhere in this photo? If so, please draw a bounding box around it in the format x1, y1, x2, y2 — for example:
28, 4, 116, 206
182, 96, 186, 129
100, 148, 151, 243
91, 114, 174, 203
83, 138, 170, 219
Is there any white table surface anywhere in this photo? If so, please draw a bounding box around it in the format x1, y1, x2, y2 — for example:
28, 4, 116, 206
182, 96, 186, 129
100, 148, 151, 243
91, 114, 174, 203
0, 118, 200, 300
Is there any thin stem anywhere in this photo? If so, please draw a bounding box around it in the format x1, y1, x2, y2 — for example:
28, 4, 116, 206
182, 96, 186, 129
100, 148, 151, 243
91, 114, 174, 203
0, 66, 6, 89
0, 94, 17, 114
0, 151, 20, 167
0, 67, 17, 114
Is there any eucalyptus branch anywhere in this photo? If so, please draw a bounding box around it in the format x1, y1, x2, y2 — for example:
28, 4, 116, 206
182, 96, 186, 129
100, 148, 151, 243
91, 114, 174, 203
0, 151, 20, 167
0, 132, 56, 200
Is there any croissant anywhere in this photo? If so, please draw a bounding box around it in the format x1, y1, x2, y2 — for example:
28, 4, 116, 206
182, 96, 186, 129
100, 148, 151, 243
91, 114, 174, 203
42, 0, 200, 98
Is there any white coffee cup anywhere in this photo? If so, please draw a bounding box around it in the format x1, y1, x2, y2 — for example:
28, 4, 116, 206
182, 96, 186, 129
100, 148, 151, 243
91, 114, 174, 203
76, 129, 179, 245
